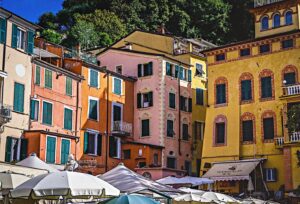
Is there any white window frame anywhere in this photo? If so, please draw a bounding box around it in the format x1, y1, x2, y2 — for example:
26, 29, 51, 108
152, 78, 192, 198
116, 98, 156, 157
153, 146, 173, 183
63, 106, 73, 131
16, 26, 26, 51
266, 168, 276, 182
42, 100, 54, 126
60, 138, 71, 164
112, 77, 123, 95
111, 102, 123, 130
88, 69, 100, 88
87, 96, 99, 121
31, 98, 40, 121
86, 129, 99, 156
110, 136, 121, 159
45, 135, 57, 164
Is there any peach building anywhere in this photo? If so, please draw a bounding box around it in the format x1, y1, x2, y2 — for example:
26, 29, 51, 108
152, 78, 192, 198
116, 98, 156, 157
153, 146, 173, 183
98, 48, 193, 179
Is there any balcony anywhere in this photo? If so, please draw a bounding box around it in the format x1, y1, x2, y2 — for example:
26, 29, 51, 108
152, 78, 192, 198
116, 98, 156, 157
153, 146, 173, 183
290, 132, 300, 143
112, 121, 132, 136
0, 104, 12, 125
254, 0, 284, 8
282, 84, 300, 96
274, 137, 284, 148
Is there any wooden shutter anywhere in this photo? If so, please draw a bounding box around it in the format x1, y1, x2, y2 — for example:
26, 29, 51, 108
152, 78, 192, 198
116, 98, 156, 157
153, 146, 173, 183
216, 123, 225, 144
169, 93, 175, 108
114, 78, 121, 95
175, 65, 179, 78
45, 69, 52, 89
241, 80, 252, 101
242, 120, 253, 142
35, 66, 40, 85
142, 119, 149, 136
97, 134, 102, 156
11, 24, 18, 48
66, 77, 72, 96
61, 139, 70, 164
180, 96, 184, 111
84, 132, 89, 154
196, 89, 204, 105
216, 84, 226, 104
138, 64, 142, 77
188, 70, 192, 82
263, 118, 274, 140
0, 18, 6, 44
20, 138, 28, 160
27, 30, 34, 54
46, 137, 56, 163
13, 83, 24, 113
5, 137, 12, 162
167, 120, 173, 137
109, 136, 117, 157
188, 98, 192, 112
284, 73, 296, 85
148, 62, 153, 75
166, 62, 171, 76
30, 100, 35, 120
261, 77, 272, 98
89, 99, 98, 120
43, 102, 52, 125
179, 67, 184, 80
137, 93, 141, 108
64, 108, 72, 130
149, 92, 153, 106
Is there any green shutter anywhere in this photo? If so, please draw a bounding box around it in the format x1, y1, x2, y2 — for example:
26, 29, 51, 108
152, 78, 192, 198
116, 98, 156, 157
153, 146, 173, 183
97, 135, 102, 156
89, 99, 98, 120
66, 77, 72, 96
30, 100, 39, 120
5, 137, 12, 162
141, 119, 150, 137
61, 139, 70, 164
179, 67, 184, 80
35, 66, 40, 85
261, 77, 272, 98
188, 98, 192, 112
26, 30, 34, 54
148, 92, 153, 106
188, 70, 192, 82
148, 62, 153, 75
84, 132, 89, 154
166, 62, 171, 76
11, 24, 18, 48
64, 108, 72, 130
45, 69, 52, 89
169, 93, 175, 108
114, 78, 121, 95
20, 139, 28, 160
196, 89, 204, 105
0, 18, 6, 44
137, 93, 141, 108
42, 101, 52, 125
90, 69, 98, 87
46, 137, 56, 163
241, 80, 252, 101
13, 83, 24, 113
242, 120, 253, 142
175, 65, 179, 78
216, 84, 226, 104
138, 64, 142, 77
263, 118, 274, 140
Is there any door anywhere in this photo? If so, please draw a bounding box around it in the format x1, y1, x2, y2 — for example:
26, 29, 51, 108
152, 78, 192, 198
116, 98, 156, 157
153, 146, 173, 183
61, 139, 70, 164
46, 136, 56, 164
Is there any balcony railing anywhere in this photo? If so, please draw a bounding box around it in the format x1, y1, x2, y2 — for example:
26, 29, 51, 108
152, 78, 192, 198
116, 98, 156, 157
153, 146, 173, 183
274, 137, 284, 147
0, 104, 12, 125
290, 132, 300, 143
282, 84, 300, 96
254, 0, 284, 7
112, 121, 132, 135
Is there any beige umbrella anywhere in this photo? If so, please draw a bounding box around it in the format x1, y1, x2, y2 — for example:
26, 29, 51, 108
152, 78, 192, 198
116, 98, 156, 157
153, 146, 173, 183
0, 172, 30, 190
200, 192, 240, 203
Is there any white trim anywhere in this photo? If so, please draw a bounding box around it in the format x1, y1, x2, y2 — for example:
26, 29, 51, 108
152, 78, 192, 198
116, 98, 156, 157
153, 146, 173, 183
87, 96, 99, 121
42, 100, 53, 126
111, 102, 123, 131
60, 138, 71, 164
63, 106, 73, 131
112, 77, 123, 95
88, 68, 100, 88
45, 135, 57, 164
85, 131, 98, 156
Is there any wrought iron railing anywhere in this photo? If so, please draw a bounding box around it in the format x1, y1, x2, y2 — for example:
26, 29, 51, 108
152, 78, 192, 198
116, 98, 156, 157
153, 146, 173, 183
112, 121, 132, 134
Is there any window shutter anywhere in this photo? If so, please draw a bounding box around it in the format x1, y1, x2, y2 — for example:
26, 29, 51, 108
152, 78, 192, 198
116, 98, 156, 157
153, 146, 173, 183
30, 100, 35, 120
13, 83, 24, 113
179, 67, 184, 80
188, 70, 192, 82
263, 169, 267, 181
196, 89, 204, 105
35, 66, 40, 85
180, 96, 184, 111
148, 62, 153, 75
66, 77, 72, 96
273, 168, 277, 181
5, 137, 12, 162
175, 65, 179, 78
241, 80, 252, 101
284, 73, 296, 85
216, 84, 226, 104
138, 64, 142, 77
109, 136, 117, 157
0, 18, 6, 44
169, 93, 175, 108
89, 99, 98, 120
11, 24, 18, 48
64, 108, 72, 130
114, 78, 121, 95
97, 134, 102, 156
188, 98, 192, 112
261, 77, 272, 98
43, 102, 52, 125
166, 62, 171, 76
137, 93, 141, 108
20, 139, 28, 160
149, 92, 153, 106
45, 69, 52, 89
263, 118, 274, 140
26, 30, 34, 54
84, 132, 89, 154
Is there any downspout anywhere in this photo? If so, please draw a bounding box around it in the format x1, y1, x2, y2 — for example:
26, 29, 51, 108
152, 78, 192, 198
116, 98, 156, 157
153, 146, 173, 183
105, 71, 110, 172
74, 80, 79, 160
178, 72, 182, 156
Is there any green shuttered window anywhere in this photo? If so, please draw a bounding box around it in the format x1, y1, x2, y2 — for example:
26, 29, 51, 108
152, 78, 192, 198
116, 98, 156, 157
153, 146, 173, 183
0, 18, 6, 44
216, 84, 226, 104
88, 98, 98, 120
13, 82, 24, 113
242, 120, 253, 142
182, 123, 189, 141
284, 72, 296, 85
113, 77, 122, 95
66, 77, 72, 96
45, 69, 52, 89
141, 119, 150, 137
61, 139, 70, 164
169, 93, 175, 109
89, 69, 99, 88
167, 120, 174, 137
11, 24, 18, 48
64, 108, 72, 130
35, 66, 41, 85
261, 77, 272, 98
196, 88, 204, 105
241, 80, 252, 101
46, 137, 56, 164
26, 30, 34, 54
5, 137, 12, 162
137, 62, 153, 77
30, 99, 39, 120
263, 118, 275, 140
216, 123, 225, 144
42, 101, 53, 125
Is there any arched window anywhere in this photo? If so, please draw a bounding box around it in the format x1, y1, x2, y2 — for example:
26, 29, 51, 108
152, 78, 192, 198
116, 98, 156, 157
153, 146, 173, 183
285, 11, 293, 25
241, 112, 255, 144
261, 111, 276, 142
273, 13, 280, 28
282, 65, 298, 86
261, 16, 269, 30
215, 77, 228, 105
259, 69, 274, 100
239, 72, 254, 103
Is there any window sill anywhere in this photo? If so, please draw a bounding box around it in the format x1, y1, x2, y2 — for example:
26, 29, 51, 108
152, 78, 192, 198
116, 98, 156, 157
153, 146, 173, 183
88, 85, 100, 89
242, 141, 255, 145
214, 103, 228, 108
213, 143, 226, 147
195, 104, 204, 106
88, 118, 99, 122
259, 97, 274, 102
138, 75, 152, 80
181, 139, 190, 143
241, 100, 254, 105
166, 136, 176, 139
138, 107, 153, 110
85, 153, 99, 157
44, 86, 52, 90
263, 139, 274, 143
140, 135, 151, 138
12, 110, 26, 115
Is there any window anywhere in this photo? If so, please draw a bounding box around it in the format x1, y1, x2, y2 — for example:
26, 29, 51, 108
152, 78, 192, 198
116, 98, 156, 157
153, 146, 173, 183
215, 122, 225, 144
196, 88, 204, 105
89, 69, 99, 88
123, 149, 131, 159
216, 53, 225, 61
44, 69, 52, 89
153, 153, 159, 166
265, 168, 277, 182
263, 117, 275, 140
138, 62, 153, 77
0, 18, 6, 44
240, 48, 250, 57
30, 99, 39, 120
35, 66, 40, 85
195, 63, 204, 76
167, 120, 174, 137
64, 108, 72, 130
46, 136, 56, 164
216, 84, 226, 104
116, 65, 122, 74
137, 92, 153, 108
284, 72, 296, 85
242, 120, 254, 142
61, 139, 70, 164
241, 80, 252, 101
185, 161, 191, 176
261, 76, 272, 98
180, 96, 192, 112
113, 77, 122, 95
11, 24, 34, 54
261, 16, 269, 30
194, 121, 204, 141
182, 123, 189, 141
282, 39, 294, 49
16, 28, 26, 50
66, 77, 72, 96
141, 119, 150, 137
84, 132, 102, 155
5, 137, 28, 162
13, 82, 24, 113
88, 97, 99, 120
166, 62, 173, 76
167, 157, 176, 169
273, 13, 280, 28
112, 104, 122, 130
42, 101, 53, 125
285, 11, 293, 25
169, 92, 176, 109
109, 136, 121, 158
260, 44, 270, 53
138, 162, 146, 168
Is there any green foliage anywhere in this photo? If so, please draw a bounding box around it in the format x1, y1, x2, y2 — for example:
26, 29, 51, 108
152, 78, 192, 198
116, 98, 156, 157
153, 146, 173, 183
40, 29, 63, 44
38, 12, 58, 30
287, 104, 300, 135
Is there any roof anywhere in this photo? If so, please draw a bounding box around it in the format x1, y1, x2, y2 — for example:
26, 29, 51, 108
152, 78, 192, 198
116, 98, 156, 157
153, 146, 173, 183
24, 130, 80, 141
156, 176, 214, 186
202, 159, 265, 181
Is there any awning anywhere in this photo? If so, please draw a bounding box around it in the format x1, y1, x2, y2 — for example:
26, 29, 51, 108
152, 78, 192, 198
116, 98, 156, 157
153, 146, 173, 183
156, 176, 214, 186
33, 48, 60, 58
202, 159, 264, 181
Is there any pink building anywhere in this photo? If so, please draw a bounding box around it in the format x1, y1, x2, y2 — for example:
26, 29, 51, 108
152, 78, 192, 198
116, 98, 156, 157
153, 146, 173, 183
98, 48, 193, 179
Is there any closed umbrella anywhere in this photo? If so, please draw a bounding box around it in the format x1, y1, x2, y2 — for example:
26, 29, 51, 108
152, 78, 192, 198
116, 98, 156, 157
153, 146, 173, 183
103, 194, 159, 204
10, 171, 120, 201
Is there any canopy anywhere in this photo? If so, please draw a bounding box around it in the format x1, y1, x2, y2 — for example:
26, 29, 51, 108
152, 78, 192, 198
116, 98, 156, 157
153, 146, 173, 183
157, 176, 214, 186
0, 172, 30, 189
16, 153, 58, 173
202, 159, 263, 181
10, 171, 120, 199
99, 163, 181, 194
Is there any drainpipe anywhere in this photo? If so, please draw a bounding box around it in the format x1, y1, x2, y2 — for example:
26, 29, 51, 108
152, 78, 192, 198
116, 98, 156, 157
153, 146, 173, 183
74, 80, 79, 160
105, 71, 110, 172
178, 71, 182, 156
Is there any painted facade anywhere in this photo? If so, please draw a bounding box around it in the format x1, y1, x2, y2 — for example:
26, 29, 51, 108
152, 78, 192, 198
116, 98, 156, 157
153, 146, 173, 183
202, 0, 300, 194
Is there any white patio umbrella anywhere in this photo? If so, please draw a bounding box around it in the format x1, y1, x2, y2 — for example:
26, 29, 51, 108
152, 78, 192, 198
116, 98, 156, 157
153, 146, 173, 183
201, 192, 240, 203
0, 172, 30, 190
173, 193, 214, 203
178, 187, 205, 194
16, 153, 58, 173
10, 171, 120, 201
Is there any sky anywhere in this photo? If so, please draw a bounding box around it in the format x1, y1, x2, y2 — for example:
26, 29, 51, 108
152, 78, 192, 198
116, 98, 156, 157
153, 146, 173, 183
1, 0, 64, 23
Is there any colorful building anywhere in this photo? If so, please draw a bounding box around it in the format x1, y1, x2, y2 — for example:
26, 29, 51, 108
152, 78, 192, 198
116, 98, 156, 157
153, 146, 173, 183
0, 8, 38, 162
201, 0, 300, 195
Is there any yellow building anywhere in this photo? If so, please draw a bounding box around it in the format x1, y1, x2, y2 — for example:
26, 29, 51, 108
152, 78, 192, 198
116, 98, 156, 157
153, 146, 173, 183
106, 30, 215, 176
201, 0, 300, 195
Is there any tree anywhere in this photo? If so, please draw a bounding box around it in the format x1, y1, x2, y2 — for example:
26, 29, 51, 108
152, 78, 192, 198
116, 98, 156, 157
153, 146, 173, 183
287, 104, 300, 135
40, 29, 64, 44
38, 12, 58, 30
